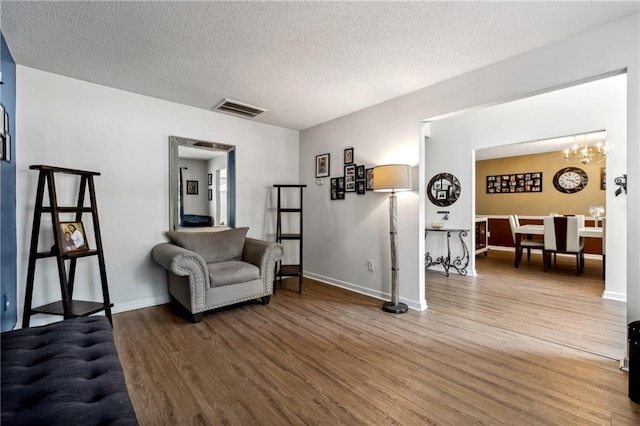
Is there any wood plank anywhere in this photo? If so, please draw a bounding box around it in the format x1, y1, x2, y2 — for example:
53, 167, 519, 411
113, 253, 637, 425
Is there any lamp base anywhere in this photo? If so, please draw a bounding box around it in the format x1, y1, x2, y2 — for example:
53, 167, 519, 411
381, 301, 408, 314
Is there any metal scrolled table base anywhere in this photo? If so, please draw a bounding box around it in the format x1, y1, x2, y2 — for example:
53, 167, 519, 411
425, 228, 470, 277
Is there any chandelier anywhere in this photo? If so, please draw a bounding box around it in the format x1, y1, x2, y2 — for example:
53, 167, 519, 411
563, 134, 606, 165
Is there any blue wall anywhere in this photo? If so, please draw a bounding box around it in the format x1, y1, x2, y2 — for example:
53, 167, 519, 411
1, 32, 17, 331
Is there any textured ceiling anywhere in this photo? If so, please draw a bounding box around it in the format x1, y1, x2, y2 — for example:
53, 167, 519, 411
1, 1, 638, 130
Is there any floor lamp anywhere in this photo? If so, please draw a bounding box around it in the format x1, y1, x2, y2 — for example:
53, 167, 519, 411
373, 164, 412, 314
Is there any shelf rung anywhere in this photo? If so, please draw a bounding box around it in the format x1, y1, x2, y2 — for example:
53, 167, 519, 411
41, 206, 94, 213
280, 208, 302, 213
279, 234, 301, 240
31, 300, 113, 317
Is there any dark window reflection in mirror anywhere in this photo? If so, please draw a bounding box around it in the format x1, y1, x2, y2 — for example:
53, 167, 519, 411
169, 136, 236, 231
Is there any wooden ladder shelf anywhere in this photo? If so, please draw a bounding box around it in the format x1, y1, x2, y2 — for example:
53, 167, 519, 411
274, 184, 306, 293
23, 165, 113, 327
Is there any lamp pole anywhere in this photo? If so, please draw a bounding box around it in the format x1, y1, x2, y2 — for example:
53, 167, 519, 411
382, 190, 408, 313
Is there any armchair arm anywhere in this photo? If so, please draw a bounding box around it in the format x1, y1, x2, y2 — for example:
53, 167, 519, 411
242, 238, 283, 292
151, 242, 209, 313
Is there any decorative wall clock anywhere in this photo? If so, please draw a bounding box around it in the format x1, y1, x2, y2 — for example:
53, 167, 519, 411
427, 173, 461, 206
553, 167, 588, 194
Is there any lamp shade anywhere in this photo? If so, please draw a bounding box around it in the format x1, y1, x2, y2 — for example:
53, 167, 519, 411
373, 164, 412, 192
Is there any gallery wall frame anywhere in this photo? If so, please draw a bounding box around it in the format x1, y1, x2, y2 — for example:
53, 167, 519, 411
316, 153, 330, 178
486, 172, 542, 194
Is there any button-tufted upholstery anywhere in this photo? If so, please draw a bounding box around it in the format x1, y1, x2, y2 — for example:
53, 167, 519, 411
1, 316, 138, 426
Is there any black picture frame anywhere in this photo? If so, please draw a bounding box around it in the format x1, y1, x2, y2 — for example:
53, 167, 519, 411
344, 164, 356, 192
208, 188, 213, 201
427, 172, 462, 207
330, 187, 338, 200
356, 180, 365, 194
208, 173, 212, 186
486, 171, 543, 194
601, 167, 606, 190
356, 165, 365, 180
344, 147, 354, 164
365, 168, 374, 190
330, 177, 338, 188
186, 180, 198, 195
316, 153, 330, 178
337, 177, 345, 191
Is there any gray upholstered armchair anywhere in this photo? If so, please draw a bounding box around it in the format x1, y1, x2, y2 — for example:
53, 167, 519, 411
152, 227, 283, 322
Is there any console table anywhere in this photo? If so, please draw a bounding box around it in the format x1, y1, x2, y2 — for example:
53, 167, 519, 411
425, 228, 470, 276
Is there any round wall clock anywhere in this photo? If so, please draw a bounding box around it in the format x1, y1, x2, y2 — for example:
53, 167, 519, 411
427, 173, 461, 206
553, 167, 588, 194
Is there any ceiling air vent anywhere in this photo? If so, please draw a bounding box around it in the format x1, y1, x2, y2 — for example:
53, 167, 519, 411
213, 98, 266, 118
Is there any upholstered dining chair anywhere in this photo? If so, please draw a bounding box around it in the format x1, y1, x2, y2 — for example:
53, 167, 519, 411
602, 217, 606, 280
543, 216, 585, 276
508, 214, 544, 267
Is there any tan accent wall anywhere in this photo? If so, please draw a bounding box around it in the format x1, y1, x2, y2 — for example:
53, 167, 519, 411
476, 152, 606, 216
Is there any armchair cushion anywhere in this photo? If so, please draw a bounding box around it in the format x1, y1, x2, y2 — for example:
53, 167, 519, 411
208, 261, 259, 288
166, 227, 249, 264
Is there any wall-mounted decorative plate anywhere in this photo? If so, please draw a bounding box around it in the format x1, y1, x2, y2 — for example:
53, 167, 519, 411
553, 167, 588, 194
427, 173, 461, 207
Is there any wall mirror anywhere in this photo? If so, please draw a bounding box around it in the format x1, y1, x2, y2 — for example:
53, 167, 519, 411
169, 136, 236, 231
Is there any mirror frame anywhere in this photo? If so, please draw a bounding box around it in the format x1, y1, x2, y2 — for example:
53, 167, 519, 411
169, 135, 236, 231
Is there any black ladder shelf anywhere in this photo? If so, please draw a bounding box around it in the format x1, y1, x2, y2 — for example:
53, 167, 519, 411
23, 165, 113, 327
274, 184, 306, 293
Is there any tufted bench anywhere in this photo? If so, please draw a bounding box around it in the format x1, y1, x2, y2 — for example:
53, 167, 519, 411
1, 316, 138, 425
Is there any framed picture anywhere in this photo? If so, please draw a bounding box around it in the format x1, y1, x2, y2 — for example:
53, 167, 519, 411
344, 164, 356, 192
208, 173, 213, 186
208, 188, 213, 201
337, 190, 345, 200
186, 180, 198, 195
0, 103, 5, 135
1, 133, 9, 163
316, 153, 330, 178
365, 168, 374, 190
356, 180, 365, 194
337, 177, 345, 191
330, 188, 338, 200
59, 221, 89, 254
601, 167, 606, 190
486, 171, 542, 194
344, 147, 354, 164
356, 165, 365, 180
330, 177, 338, 188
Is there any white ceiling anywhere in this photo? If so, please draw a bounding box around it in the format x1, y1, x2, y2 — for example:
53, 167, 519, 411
1, 1, 638, 131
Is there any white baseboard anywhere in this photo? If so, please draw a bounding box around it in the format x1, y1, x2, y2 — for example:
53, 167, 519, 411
112, 294, 171, 314
303, 271, 427, 311
602, 291, 627, 302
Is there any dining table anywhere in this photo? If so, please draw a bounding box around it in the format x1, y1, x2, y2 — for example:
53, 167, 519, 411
513, 224, 603, 267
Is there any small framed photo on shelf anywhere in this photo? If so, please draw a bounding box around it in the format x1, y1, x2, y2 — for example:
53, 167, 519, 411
186, 180, 198, 195
365, 168, 374, 190
316, 153, 330, 178
59, 221, 89, 254
344, 147, 354, 164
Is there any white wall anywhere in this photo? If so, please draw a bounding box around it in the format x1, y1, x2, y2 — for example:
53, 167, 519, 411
16, 67, 299, 327
300, 14, 638, 320
425, 75, 626, 299
179, 158, 209, 216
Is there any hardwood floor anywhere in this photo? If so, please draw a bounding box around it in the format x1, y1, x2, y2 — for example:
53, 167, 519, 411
113, 251, 639, 425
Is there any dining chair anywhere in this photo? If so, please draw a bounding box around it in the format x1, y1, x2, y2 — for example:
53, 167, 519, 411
543, 216, 585, 276
602, 217, 606, 280
509, 214, 544, 267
